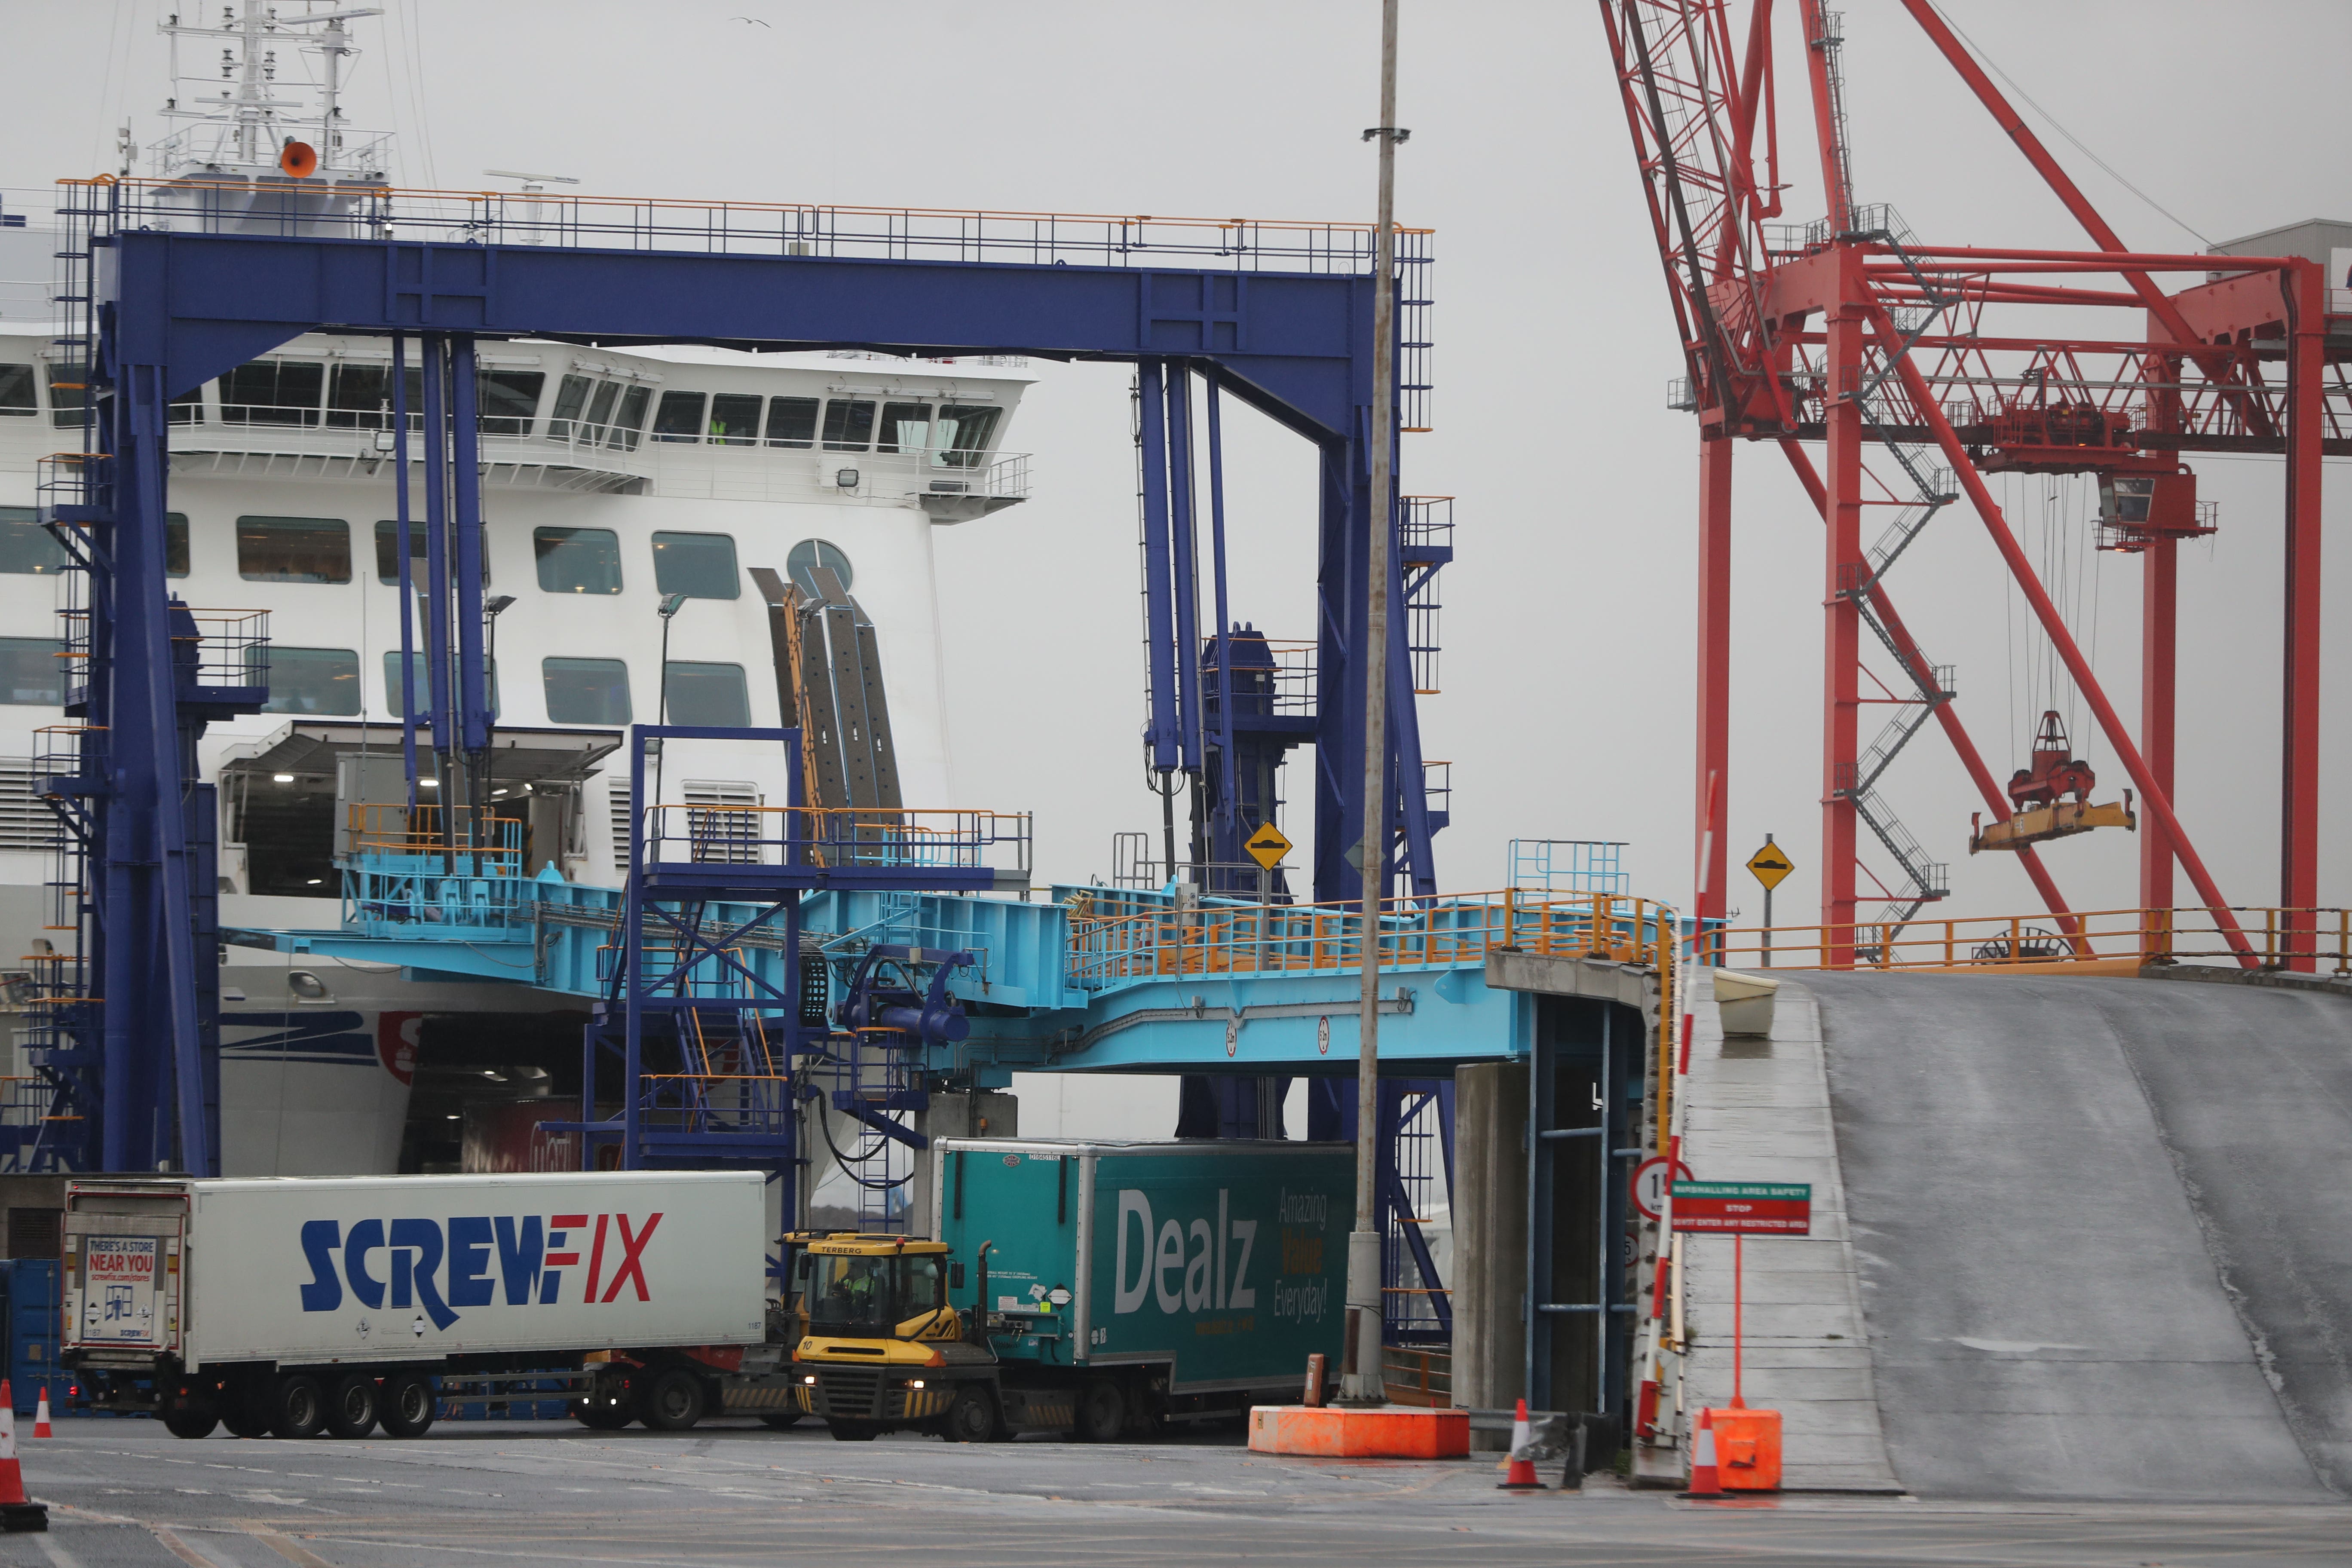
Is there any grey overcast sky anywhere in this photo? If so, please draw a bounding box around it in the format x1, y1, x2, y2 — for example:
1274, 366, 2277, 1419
5, 0, 2348, 936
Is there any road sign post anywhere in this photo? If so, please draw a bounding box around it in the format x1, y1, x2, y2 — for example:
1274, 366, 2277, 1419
1244, 822, 1292, 906
1671, 1180, 1811, 1408
1746, 836, 1794, 968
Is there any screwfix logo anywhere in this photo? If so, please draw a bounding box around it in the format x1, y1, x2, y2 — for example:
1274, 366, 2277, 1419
296, 1213, 663, 1330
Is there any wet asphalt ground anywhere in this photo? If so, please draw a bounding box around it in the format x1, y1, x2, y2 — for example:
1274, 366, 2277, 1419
0, 1417, 2344, 1567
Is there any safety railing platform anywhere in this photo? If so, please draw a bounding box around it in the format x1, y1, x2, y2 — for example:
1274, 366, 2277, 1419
1065, 887, 1675, 993
1707, 905, 2352, 973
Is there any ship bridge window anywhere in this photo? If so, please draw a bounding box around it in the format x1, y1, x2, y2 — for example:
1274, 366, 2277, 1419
0, 507, 68, 576
477, 370, 545, 437
0, 638, 65, 705
382, 651, 499, 720
0, 365, 33, 416
168, 385, 205, 426
652, 391, 707, 443
785, 538, 853, 597
549, 374, 595, 441
609, 385, 652, 450
663, 662, 751, 727
764, 395, 818, 448
577, 381, 622, 446
542, 657, 633, 725
256, 646, 361, 716
877, 401, 931, 454
652, 531, 740, 600
934, 404, 1002, 469
821, 398, 876, 451
708, 393, 762, 445
166, 512, 189, 579
533, 527, 622, 594
375, 521, 491, 586
46, 363, 89, 429
237, 515, 351, 584
221, 360, 325, 427
327, 363, 418, 429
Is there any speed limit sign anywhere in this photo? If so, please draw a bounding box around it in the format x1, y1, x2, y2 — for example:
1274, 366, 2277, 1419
1630, 1156, 1695, 1222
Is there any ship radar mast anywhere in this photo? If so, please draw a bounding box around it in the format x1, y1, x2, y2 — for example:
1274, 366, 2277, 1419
146, 4, 390, 182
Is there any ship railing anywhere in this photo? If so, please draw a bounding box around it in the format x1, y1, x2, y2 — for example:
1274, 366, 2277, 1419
1064, 887, 1676, 991
639, 803, 1031, 879
1706, 904, 2352, 972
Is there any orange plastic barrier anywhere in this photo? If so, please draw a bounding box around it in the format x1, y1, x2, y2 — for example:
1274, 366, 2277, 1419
1706, 1405, 1782, 1491
1246, 1404, 1470, 1459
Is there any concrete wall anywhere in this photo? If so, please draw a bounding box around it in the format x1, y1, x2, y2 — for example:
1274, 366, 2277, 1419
908, 1090, 1017, 1239
1450, 1060, 1526, 1449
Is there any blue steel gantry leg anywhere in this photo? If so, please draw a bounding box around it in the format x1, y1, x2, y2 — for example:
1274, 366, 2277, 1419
392, 334, 420, 812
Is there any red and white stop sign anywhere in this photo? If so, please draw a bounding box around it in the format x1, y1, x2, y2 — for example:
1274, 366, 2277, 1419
1629, 1156, 1694, 1222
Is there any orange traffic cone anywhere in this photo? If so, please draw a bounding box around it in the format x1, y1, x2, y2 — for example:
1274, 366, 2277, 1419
31, 1389, 49, 1440
0, 1381, 46, 1531
1680, 1406, 1722, 1499
1498, 1397, 1545, 1491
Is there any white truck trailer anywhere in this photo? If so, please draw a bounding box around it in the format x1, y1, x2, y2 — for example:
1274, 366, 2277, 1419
61, 1172, 800, 1439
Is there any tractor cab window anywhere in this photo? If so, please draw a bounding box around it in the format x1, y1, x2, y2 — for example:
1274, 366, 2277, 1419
809, 1254, 895, 1331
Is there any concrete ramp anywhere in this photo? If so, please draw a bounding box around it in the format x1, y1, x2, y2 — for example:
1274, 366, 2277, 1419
1799, 969, 2347, 1500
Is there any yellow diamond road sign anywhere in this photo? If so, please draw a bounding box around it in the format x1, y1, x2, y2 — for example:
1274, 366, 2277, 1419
1245, 822, 1293, 870
1747, 841, 1795, 890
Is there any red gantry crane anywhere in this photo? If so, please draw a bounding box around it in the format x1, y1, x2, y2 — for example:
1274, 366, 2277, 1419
1604, 0, 2346, 969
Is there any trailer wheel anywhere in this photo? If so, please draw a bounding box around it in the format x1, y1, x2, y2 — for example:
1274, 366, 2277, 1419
573, 1401, 633, 1431
756, 1413, 803, 1431
222, 1410, 271, 1439
826, 1419, 880, 1441
378, 1373, 437, 1439
269, 1375, 327, 1440
1075, 1378, 1125, 1443
324, 1374, 379, 1439
636, 1366, 707, 1432
943, 1385, 996, 1444
161, 1409, 217, 1440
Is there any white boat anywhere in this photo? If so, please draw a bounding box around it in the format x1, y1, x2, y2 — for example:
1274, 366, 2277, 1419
0, 4, 1032, 1175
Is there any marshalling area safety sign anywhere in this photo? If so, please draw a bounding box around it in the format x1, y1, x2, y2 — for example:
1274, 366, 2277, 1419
1670, 1180, 1812, 1235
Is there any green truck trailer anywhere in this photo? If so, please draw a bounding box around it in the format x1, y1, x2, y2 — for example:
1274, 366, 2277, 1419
790, 1138, 1354, 1440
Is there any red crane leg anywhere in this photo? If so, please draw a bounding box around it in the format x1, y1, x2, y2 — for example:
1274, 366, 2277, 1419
1871, 333, 2259, 966
1776, 438, 2081, 936
2140, 537, 2177, 929
1821, 268, 1865, 958
2282, 260, 2325, 969
1696, 432, 1733, 944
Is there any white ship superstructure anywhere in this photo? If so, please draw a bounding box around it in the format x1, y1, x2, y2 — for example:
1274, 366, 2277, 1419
0, 324, 1031, 1174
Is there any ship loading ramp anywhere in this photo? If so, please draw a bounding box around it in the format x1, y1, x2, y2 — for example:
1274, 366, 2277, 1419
1677, 965, 2350, 1500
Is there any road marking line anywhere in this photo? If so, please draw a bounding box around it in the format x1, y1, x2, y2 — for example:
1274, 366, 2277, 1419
33, 1534, 86, 1568
150, 1527, 228, 1568
251, 1530, 337, 1568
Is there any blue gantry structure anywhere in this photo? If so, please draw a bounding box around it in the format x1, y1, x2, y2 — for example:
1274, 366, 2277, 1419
22, 177, 1675, 1365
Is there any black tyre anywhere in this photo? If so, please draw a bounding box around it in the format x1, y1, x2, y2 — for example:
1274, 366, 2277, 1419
161, 1409, 217, 1440
323, 1374, 379, 1439
377, 1372, 437, 1439
635, 1366, 707, 1433
1075, 1378, 1125, 1443
756, 1412, 803, 1431
269, 1374, 326, 1440
573, 1401, 634, 1431
943, 1385, 996, 1444
221, 1410, 271, 1439
826, 1419, 880, 1441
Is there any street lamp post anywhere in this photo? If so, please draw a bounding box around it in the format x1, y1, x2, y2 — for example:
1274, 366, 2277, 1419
654, 591, 686, 829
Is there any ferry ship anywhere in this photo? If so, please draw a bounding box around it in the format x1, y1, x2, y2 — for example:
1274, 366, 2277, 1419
0, 4, 1031, 1176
